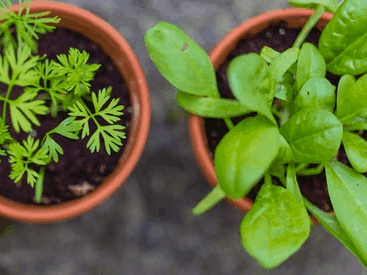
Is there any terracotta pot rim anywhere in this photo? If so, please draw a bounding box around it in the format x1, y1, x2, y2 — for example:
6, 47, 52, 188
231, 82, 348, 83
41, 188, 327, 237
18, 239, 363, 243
189, 8, 334, 225
0, 2, 151, 223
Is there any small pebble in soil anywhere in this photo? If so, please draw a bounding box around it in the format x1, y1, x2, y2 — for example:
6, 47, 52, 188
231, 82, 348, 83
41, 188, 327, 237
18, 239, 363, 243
68, 181, 95, 196
266, 31, 271, 38
279, 28, 286, 35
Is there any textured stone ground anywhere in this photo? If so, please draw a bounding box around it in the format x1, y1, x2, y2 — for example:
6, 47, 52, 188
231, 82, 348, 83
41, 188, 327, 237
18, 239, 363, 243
1, 0, 367, 274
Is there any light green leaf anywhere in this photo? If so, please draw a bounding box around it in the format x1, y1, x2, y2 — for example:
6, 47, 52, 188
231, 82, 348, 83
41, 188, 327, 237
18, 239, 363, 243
342, 131, 367, 173
175, 90, 256, 118
145, 21, 219, 97
336, 74, 367, 123
269, 47, 299, 82
294, 78, 335, 112
214, 116, 280, 199
240, 175, 310, 269
227, 54, 277, 125
280, 108, 343, 163
286, 163, 304, 204
296, 43, 326, 91
325, 161, 367, 261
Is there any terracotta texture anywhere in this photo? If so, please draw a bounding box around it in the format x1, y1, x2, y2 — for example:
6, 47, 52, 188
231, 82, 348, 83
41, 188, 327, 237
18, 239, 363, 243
189, 8, 333, 225
0, 2, 151, 223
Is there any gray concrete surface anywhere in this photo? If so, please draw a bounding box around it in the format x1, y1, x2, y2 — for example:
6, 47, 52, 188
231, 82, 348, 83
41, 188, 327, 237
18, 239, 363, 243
1, 0, 367, 274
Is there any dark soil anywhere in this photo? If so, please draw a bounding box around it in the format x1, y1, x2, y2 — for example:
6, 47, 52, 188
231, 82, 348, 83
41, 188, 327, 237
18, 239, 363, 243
0, 27, 132, 205
204, 21, 366, 212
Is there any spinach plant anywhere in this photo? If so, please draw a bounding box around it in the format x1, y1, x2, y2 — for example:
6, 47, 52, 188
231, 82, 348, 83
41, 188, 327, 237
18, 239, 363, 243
0, 0, 126, 204
145, 0, 367, 269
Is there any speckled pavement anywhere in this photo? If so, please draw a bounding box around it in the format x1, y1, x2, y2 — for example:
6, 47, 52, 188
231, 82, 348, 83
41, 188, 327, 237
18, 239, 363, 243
0, 0, 366, 274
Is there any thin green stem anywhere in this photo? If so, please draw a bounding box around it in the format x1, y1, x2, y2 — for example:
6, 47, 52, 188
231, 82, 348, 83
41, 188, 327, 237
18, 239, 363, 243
223, 118, 234, 130
34, 166, 45, 204
297, 164, 325, 176
293, 5, 325, 49
192, 185, 226, 216
2, 84, 13, 123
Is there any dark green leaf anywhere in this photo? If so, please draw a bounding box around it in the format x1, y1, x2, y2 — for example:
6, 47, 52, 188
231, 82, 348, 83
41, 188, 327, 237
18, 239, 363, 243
280, 108, 343, 163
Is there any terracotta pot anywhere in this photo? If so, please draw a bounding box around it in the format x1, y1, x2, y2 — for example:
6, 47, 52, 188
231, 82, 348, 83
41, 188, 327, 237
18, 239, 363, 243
0, 2, 151, 223
189, 8, 333, 226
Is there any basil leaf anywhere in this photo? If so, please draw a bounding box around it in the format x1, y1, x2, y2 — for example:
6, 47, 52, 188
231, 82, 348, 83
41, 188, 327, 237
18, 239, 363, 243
303, 197, 367, 268
145, 21, 219, 97
175, 90, 254, 118
342, 131, 367, 173
325, 161, 367, 261
240, 176, 310, 269
336, 74, 367, 124
296, 43, 326, 91
269, 47, 299, 82
319, 0, 367, 63
326, 32, 367, 76
280, 108, 343, 163
287, 0, 338, 13
214, 116, 280, 199
294, 77, 335, 112
227, 53, 277, 125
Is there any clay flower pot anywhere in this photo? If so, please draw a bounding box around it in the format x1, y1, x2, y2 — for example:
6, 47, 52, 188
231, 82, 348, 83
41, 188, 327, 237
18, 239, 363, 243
0, 2, 150, 223
189, 8, 333, 225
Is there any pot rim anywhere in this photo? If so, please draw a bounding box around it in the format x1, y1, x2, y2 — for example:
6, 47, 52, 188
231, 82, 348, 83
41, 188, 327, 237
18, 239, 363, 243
0, 1, 150, 223
189, 8, 333, 225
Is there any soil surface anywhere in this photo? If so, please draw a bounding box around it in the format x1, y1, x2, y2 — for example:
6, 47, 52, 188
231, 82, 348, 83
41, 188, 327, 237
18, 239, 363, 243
204, 22, 366, 212
0, 27, 132, 205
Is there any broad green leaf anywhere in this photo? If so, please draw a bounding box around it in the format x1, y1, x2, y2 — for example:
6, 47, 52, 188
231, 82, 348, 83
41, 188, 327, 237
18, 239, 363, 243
294, 78, 335, 112
296, 43, 326, 91
342, 131, 367, 173
269, 47, 299, 82
288, 0, 338, 13
273, 134, 293, 164
227, 54, 277, 125
275, 83, 293, 103
280, 108, 343, 163
336, 74, 367, 124
325, 161, 367, 261
286, 163, 304, 205
319, 0, 367, 62
175, 90, 254, 118
326, 32, 367, 75
260, 46, 297, 74
303, 197, 367, 267
214, 116, 280, 199
145, 21, 219, 97
240, 176, 310, 269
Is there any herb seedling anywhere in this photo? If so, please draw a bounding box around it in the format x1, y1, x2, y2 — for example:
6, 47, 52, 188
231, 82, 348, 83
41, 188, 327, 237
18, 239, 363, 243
145, 0, 367, 269
0, 0, 126, 204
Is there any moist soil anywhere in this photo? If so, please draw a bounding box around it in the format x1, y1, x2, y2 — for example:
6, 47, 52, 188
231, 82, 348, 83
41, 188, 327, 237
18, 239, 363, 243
0, 27, 132, 205
205, 21, 367, 213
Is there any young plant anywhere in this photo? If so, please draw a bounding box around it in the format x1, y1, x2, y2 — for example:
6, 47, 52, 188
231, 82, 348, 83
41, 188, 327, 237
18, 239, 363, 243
145, 0, 367, 269
0, 0, 126, 204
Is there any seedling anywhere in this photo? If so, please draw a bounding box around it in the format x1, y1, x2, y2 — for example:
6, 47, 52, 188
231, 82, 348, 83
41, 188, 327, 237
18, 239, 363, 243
0, 0, 126, 204
145, 0, 367, 269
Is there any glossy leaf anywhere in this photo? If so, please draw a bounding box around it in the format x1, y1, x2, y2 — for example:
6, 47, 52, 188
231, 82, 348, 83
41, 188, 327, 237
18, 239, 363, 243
342, 131, 367, 173
260, 46, 297, 74
240, 175, 310, 269
280, 108, 343, 163
145, 21, 219, 97
336, 74, 367, 124
175, 90, 255, 118
326, 32, 367, 75
325, 161, 367, 261
214, 116, 280, 199
288, 0, 338, 13
227, 54, 277, 125
303, 197, 367, 267
296, 43, 326, 91
319, 0, 367, 62
273, 134, 293, 164
294, 78, 335, 112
